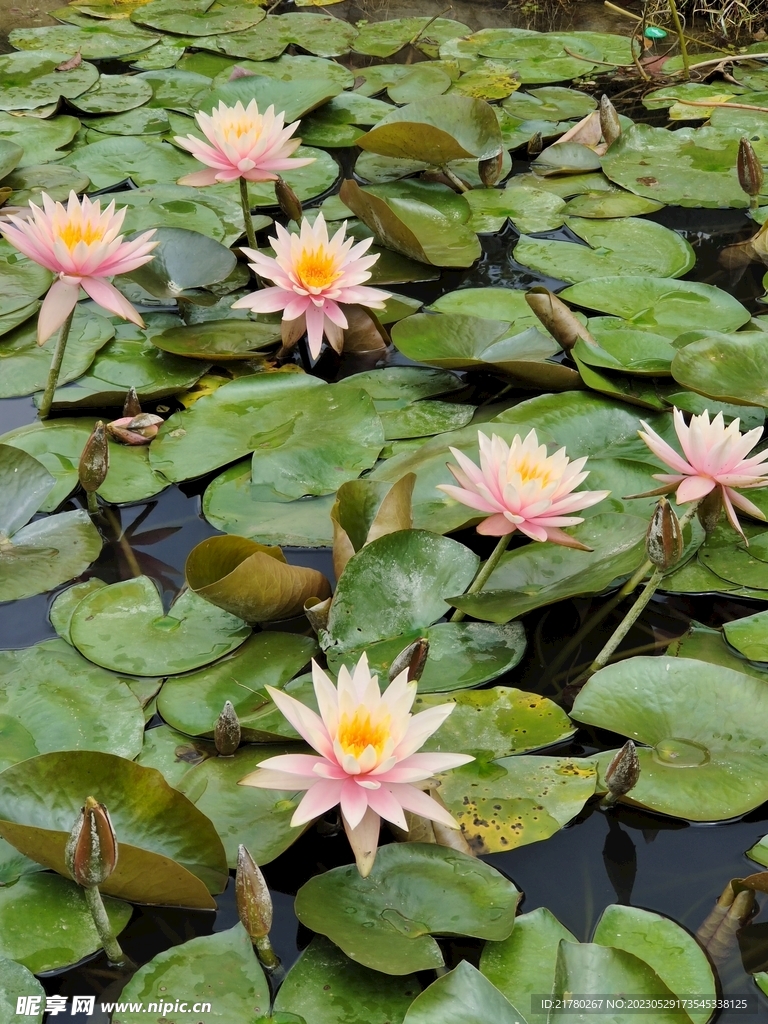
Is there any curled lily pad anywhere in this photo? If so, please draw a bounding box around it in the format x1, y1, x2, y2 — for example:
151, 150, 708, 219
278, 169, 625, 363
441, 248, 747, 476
69, 575, 251, 675
0, 750, 228, 906
0, 50, 99, 111
186, 535, 330, 623
436, 756, 597, 854
330, 474, 415, 577
324, 530, 479, 651
572, 656, 768, 819
113, 925, 269, 1024
327, 622, 527, 694
157, 631, 317, 739
275, 937, 420, 1024
0, 445, 103, 603
0, 639, 144, 771
295, 843, 519, 975
0, 873, 131, 974
671, 331, 768, 407
153, 319, 282, 360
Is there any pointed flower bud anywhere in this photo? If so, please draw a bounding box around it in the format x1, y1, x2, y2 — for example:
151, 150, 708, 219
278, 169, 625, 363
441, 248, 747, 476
697, 488, 723, 535
389, 638, 430, 683
123, 386, 142, 419
65, 796, 118, 888
215, 700, 241, 756
479, 150, 504, 187
526, 131, 543, 157
236, 844, 272, 940
738, 137, 763, 207
274, 177, 303, 222
599, 95, 621, 147
646, 497, 684, 570
602, 740, 640, 806
107, 412, 163, 446
78, 421, 109, 494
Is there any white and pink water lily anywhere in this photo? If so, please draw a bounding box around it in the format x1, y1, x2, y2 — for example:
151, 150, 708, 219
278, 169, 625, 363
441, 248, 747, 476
639, 408, 768, 539
174, 99, 314, 185
232, 213, 391, 358
0, 191, 157, 344
239, 654, 473, 876
438, 429, 610, 548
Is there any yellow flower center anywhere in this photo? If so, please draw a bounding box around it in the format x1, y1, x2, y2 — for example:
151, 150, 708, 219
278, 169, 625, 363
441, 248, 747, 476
295, 246, 342, 290
510, 452, 554, 489
337, 708, 391, 759
56, 219, 106, 250
223, 117, 259, 141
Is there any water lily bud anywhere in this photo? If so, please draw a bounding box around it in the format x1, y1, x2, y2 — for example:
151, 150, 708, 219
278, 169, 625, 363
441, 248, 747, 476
389, 638, 430, 683
123, 386, 141, 419
215, 700, 241, 756
527, 131, 543, 157
78, 421, 109, 494
599, 95, 622, 147
738, 137, 763, 206
65, 796, 118, 888
645, 497, 684, 570
107, 413, 163, 446
602, 740, 640, 806
274, 177, 303, 222
304, 595, 332, 635
478, 150, 504, 187
525, 286, 596, 352
698, 488, 722, 534
236, 845, 272, 940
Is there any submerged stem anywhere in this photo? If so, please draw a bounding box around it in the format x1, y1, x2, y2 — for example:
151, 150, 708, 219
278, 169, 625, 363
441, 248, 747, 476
451, 534, 512, 623
84, 885, 130, 966
239, 176, 258, 250
39, 309, 75, 419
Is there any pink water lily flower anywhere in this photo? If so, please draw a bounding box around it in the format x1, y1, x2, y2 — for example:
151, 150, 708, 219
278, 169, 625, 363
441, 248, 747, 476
639, 408, 768, 539
232, 213, 391, 358
0, 191, 156, 344
438, 429, 610, 549
239, 654, 473, 877
174, 99, 315, 186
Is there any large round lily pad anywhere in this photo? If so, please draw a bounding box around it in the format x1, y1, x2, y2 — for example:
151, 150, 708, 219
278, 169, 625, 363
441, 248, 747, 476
572, 656, 768, 819
671, 331, 768, 407
69, 575, 251, 676
61, 135, 198, 189
0, 50, 99, 111
0, 873, 131, 974
0, 750, 228, 907
0, 112, 79, 167
295, 843, 519, 975
113, 925, 270, 1024
9, 21, 160, 60
152, 319, 282, 361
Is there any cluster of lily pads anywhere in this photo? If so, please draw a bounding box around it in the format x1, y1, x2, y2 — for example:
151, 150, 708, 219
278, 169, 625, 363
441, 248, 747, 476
5, 0, 768, 1020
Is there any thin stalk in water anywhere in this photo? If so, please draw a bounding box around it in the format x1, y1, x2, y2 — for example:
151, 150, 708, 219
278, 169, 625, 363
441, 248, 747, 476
667, 0, 691, 78
239, 177, 258, 250
39, 308, 75, 419
451, 534, 511, 623
83, 885, 130, 966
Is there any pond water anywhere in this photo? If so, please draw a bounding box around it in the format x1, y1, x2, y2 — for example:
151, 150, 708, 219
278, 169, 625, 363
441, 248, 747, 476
3, 0, 768, 1021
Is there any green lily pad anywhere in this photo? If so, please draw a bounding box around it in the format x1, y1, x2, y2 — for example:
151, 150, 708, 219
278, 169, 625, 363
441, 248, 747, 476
748, 835, 768, 869
0, 639, 144, 772
113, 925, 269, 1024
602, 123, 768, 209
450, 62, 521, 101
1, 162, 90, 204
387, 64, 452, 105
515, 216, 695, 283
353, 149, 511, 189
475, 31, 601, 84
209, 52, 353, 90
354, 17, 469, 58
149, 373, 324, 483
9, 21, 160, 59
503, 86, 596, 120
327, 621, 527, 694
132, 3, 265, 36
669, 622, 768, 683
324, 530, 479, 651
465, 184, 567, 234
0, 957, 45, 1022
533, 142, 603, 177
671, 331, 768, 407
62, 135, 198, 189
563, 192, 665, 218
572, 656, 768, 819
100, 183, 247, 245
152, 319, 281, 360
69, 575, 251, 676
561, 276, 751, 338
295, 843, 519, 975
516, 170, 618, 197
157, 631, 316, 739
0, 50, 100, 111
404, 961, 528, 1024
275, 936, 420, 1024
85, 104, 171, 136
136, 724, 216, 789
574, 328, 677, 376
0, 873, 131, 974
204, 464, 335, 546
0, 749, 228, 906
124, 226, 236, 300
0, 112, 79, 167
724, 608, 768, 661
357, 94, 503, 165
194, 145, 338, 209
340, 179, 481, 268
0, 258, 53, 318
72, 73, 154, 113
0, 417, 170, 507
0, 445, 103, 603
436, 756, 597, 854
177, 744, 305, 866
211, 13, 356, 62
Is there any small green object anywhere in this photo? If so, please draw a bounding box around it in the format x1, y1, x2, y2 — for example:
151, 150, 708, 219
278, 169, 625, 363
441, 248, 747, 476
644, 26, 668, 39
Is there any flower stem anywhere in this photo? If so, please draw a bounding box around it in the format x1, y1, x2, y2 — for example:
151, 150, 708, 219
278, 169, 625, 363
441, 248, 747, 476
254, 934, 282, 974
442, 166, 470, 193
39, 308, 75, 419
84, 885, 130, 966
667, 0, 690, 78
239, 176, 257, 250
86, 491, 100, 518
451, 534, 512, 623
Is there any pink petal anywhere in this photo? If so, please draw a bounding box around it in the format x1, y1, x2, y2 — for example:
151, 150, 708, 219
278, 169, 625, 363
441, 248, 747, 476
342, 806, 380, 878
79, 278, 144, 326
363, 784, 408, 830
304, 302, 326, 359
385, 784, 460, 828
238, 767, 315, 790
291, 779, 345, 826
177, 168, 222, 186
37, 278, 80, 345
339, 776, 369, 829
639, 422, 693, 475
231, 286, 290, 313
675, 475, 715, 504
264, 685, 334, 760
476, 513, 519, 536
